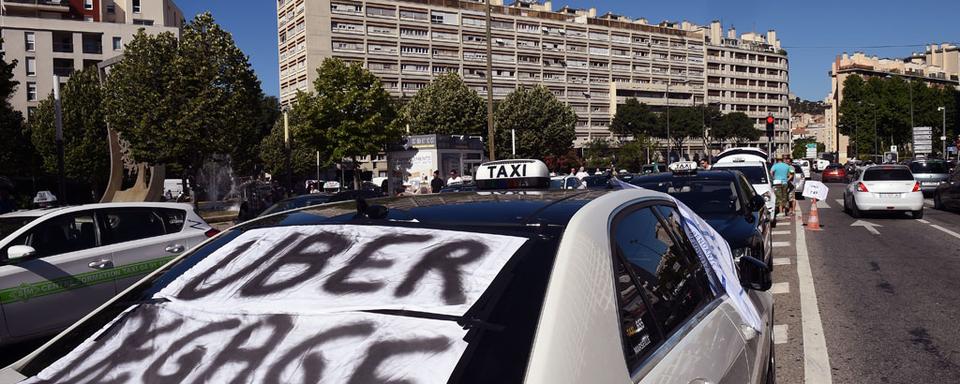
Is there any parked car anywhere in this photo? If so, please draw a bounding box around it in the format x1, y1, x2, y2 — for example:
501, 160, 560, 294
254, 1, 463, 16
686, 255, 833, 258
821, 164, 847, 183
713, 147, 777, 226
258, 189, 383, 217
0, 203, 216, 346
0, 159, 774, 384
814, 159, 830, 172
795, 159, 812, 179
843, 165, 924, 219
908, 159, 950, 194
933, 166, 960, 211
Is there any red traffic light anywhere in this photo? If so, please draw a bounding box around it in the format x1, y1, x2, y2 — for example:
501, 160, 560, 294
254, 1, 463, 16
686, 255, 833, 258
766, 116, 775, 124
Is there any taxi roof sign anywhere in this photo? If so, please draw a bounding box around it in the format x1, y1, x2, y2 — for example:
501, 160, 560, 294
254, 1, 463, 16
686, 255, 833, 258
476, 159, 551, 190
668, 161, 698, 173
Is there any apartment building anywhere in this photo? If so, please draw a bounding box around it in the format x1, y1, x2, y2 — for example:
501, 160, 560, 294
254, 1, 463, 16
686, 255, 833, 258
826, 48, 960, 161
277, 0, 790, 155
0, 0, 183, 118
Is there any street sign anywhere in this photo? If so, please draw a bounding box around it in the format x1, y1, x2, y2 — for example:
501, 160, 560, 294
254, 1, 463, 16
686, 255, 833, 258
913, 127, 934, 154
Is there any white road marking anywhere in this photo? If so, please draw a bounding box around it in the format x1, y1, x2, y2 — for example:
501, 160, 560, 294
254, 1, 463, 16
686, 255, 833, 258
773, 324, 789, 344
816, 200, 831, 209
924, 199, 934, 207
771, 282, 790, 294
772, 230, 791, 235
773, 241, 790, 247
917, 219, 930, 224
834, 198, 844, 206
931, 225, 960, 240
773, 257, 791, 266
795, 205, 833, 384
850, 219, 882, 235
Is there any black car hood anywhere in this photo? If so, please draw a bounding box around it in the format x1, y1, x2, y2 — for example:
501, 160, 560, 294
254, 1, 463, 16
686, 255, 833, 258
701, 213, 757, 249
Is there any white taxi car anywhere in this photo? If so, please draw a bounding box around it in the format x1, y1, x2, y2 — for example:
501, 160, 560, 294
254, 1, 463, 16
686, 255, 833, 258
0, 203, 215, 346
713, 148, 777, 226
843, 165, 925, 219
0, 161, 774, 384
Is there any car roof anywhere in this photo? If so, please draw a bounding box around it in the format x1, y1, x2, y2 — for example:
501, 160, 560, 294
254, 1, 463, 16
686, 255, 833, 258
239, 189, 633, 233
712, 160, 766, 167
627, 170, 741, 183
0, 202, 193, 219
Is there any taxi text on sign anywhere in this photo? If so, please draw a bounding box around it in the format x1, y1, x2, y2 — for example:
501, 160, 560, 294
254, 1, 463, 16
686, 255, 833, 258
802, 180, 829, 201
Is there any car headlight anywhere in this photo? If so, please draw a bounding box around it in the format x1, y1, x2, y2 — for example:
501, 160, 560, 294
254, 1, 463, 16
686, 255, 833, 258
732, 247, 752, 259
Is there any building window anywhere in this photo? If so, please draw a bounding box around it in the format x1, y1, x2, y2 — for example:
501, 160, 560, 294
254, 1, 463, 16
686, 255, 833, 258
106, 4, 115, 14
26, 83, 37, 101
25, 57, 36, 77
24, 32, 35, 52
84, 0, 93, 10
113, 37, 122, 51
133, 0, 141, 13
133, 19, 154, 26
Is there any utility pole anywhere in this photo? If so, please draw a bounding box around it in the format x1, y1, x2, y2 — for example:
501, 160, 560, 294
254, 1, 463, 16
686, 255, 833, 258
484, 0, 495, 160
665, 81, 671, 162
283, 110, 292, 196
53, 76, 66, 203
939, 106, 947, 158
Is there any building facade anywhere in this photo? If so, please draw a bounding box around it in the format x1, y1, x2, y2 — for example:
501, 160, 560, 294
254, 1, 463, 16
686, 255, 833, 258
277, 0, 790, 156
0, 0, 183, 118
826, 47, 960, 162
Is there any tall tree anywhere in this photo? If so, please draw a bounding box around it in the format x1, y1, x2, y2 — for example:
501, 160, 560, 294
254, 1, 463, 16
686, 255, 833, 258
298, 58, 400, 188
30, 67, 110, 197
494, 85, 577, 160
0, 39, 35, 178
259, 94, 317, 177
104, 14, 267, 200
714, 112, 758, 146
401, 73, 486, 136
234, 95, 281, 176
664, 106, 706, 153
610, 98, 658, 140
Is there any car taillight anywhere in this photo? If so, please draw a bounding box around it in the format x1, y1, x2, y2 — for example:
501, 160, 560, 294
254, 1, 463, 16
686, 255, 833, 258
205, 228, 220, 238
912, 182, 921, 192
856, 182, 869, 192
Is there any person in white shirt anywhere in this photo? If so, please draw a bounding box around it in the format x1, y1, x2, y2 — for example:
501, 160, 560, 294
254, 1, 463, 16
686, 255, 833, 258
575, 166, 590, 180
447, 169, 463, 185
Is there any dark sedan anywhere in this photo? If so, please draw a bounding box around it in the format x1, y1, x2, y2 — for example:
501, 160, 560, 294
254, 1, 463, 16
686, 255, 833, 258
821, 163, 847, 183
933, 167, 960, 211
629, 169, 773, 268
258, 189, 383, 217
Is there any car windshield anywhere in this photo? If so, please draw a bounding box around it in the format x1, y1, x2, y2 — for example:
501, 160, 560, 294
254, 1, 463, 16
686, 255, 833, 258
260, 195, 331, 216
714, 165, 768, 184
633, 179, 740, 215
863, 168, 914, 181
17, 224, 561, 383
0, 216, 38, 239
910, 162, 948, 174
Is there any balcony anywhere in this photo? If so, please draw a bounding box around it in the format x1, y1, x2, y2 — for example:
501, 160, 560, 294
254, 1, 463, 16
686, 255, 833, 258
4, 0, 70, 13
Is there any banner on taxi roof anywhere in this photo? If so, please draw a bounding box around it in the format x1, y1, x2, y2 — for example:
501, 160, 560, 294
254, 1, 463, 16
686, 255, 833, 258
23, 225, 528, 384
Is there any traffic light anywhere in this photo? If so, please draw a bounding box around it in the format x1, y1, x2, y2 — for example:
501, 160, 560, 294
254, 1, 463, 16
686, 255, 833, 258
765, 115, 775, 138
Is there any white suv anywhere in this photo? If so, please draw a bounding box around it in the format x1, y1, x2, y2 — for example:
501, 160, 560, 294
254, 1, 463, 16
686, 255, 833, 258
0, 203, 215, 346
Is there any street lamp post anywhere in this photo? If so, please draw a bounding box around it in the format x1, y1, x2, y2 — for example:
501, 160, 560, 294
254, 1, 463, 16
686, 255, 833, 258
666, 81, 671, 161
484, 0, 496, 161
939, 106, 946, 158
283, 110, 292, 196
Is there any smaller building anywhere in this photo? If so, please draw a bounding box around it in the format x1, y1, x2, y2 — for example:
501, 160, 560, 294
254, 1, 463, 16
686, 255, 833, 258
380, 134, 486, 192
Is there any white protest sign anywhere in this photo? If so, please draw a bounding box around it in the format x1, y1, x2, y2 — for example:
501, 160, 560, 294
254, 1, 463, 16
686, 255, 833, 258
802, 180, 829, 201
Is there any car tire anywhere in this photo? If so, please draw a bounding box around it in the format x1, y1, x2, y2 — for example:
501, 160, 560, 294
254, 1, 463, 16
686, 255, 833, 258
771, 217, 777, 228
934, 192, 945, 210
850, 199, 861, 218
766, 336, 777, 384
913, 209, 924, 219
843, 195, 850, 213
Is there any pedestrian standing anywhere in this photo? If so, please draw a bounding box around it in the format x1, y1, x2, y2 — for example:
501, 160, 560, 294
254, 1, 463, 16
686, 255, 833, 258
447, 169, 463, 185
770, 156, 791, 217
575, 166, 589, 180
431, 170, 444, 193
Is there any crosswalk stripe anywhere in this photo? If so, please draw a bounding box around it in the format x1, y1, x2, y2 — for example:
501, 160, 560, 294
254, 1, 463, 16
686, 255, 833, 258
773, 257, 791, 265
772, 230, 791, 235
773, 241, 790, 247
771, 282, 790, 294
917, 219, 930, 224
816, 200, 831, 209
835, 198, 844, 206
774, 324, 789, 344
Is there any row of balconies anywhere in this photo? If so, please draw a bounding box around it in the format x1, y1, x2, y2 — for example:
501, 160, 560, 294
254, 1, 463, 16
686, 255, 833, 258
706, 54, 788, 69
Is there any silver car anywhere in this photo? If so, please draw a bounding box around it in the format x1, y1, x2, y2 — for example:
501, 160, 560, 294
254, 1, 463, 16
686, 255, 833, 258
0, 160, 774, 384
909, 160, 950, 193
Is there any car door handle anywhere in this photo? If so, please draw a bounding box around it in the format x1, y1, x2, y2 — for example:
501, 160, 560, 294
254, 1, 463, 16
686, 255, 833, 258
87, 259, 113, 269
165, 244, 185, 254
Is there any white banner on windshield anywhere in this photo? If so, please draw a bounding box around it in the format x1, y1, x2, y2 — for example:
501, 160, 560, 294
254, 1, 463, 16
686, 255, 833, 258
614, 179, 763, 331
157, 225, 528, 316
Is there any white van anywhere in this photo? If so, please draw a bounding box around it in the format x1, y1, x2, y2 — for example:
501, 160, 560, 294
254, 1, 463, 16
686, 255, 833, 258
713, 148, 777, 226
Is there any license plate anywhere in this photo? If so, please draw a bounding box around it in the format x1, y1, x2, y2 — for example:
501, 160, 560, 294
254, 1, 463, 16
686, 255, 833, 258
922, 182, 938, 186
878, 193, 901, 198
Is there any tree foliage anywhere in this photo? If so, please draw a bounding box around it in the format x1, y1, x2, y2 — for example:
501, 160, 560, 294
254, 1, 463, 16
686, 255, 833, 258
259, 97, 317, 177
295, 58, 400, 187
0, 39, 34, 178
494, 85, 576, 160
714, 112, 759, 145
792, 138, 826, 159
104, 13, 268, 189
610, 98, 658, 139
234, 95, 280, 176
401, 73, 486, 136
29, 67, 110, 193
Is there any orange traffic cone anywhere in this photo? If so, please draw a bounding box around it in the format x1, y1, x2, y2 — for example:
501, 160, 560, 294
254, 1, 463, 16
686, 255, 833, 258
806, 198, 822, 231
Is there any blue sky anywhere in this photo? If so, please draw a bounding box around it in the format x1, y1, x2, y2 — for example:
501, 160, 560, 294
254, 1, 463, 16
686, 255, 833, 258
178, 0, 959, 101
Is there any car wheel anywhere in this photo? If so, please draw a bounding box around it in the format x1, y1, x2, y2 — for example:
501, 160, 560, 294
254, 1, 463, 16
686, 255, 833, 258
766, 336, 777, 384
850, 199, 861, 218
843, 195, 850, 213
934, 192, 945, 210
771, 217, 777, 228
913, 208, 924, 219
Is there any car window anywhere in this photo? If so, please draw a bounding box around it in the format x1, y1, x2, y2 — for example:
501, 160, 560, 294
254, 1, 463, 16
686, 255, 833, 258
4, 211, 98, 259
738, 175, 757, 202
565, 177, 580, 189
633, 180, 740, 215
714, 165, 768, 184
863, 168, 913, 181
910, 162, 948, 174
611, 205, 711, 370
156, 208, 186, 234
0, 216, 38, 239
100, 208, 167, 245
613, 257, 663, 370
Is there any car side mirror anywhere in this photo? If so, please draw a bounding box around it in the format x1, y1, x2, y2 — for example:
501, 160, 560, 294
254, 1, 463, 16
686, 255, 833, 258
738, 255, 772, 291
750, 195, 766, 212
8, 245, 37, 260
